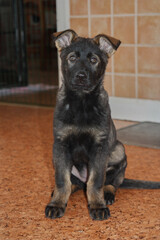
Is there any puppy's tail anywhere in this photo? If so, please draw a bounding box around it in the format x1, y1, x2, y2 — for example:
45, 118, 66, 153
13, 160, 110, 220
120, 178, 160, 189
71, 174, 160, 190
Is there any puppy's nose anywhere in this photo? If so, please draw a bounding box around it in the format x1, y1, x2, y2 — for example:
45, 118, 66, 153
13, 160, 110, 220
76, 72, 87, 85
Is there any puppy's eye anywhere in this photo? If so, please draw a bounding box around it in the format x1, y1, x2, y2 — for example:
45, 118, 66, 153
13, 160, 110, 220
90, 57, 98, 64
69, 55, 77, 62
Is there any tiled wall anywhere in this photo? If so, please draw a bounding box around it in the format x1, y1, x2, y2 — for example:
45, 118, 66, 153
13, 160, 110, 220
69, 0, 160, 100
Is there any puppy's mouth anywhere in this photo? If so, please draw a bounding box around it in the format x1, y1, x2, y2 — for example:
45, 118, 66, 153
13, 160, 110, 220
71, 83, 92, 92
71, 71, 92, 91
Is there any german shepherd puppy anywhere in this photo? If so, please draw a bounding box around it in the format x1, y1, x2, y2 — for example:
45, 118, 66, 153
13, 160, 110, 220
45, 29, 127, 221
45, 29, 160, 221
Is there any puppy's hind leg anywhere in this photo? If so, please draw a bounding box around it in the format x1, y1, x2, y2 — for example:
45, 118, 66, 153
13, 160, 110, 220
104, 184, 116, 205
104, 141, 127, 205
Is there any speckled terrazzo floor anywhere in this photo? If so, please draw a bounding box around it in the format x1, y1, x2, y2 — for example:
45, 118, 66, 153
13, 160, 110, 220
0, 104, 160, 240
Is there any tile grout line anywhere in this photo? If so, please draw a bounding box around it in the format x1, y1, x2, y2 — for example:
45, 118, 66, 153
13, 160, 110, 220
88, 0, 91, 37
135, 0, 138, 98
111, 0, 115, 96
105, 72, 160, 78
70, 13, 160, 18
121, 43, 160, 47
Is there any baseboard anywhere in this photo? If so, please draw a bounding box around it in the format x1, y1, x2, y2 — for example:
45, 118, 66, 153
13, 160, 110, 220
109, 97, 160, 123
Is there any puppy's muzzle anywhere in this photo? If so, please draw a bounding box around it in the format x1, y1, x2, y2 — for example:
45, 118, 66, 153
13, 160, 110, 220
75, 71, 88, 87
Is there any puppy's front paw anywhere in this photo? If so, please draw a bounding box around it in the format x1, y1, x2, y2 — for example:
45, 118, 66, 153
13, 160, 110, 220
45, 204, 65, 219
88, 206, 110, 220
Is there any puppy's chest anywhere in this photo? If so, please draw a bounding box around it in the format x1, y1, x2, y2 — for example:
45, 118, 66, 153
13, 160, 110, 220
56, 104, 107, 144
56, 125, 106, 145
60, 100, 105, 126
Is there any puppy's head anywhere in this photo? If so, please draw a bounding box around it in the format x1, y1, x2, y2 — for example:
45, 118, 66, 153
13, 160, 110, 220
53, 29, 121, 93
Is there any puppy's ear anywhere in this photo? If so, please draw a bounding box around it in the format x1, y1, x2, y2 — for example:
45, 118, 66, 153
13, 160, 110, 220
93, 34, 121, 57
52, 29, 78, 51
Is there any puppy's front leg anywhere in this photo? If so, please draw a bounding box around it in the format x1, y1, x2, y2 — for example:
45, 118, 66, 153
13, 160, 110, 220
45, 142, 72, 219
87, 149, 110, 221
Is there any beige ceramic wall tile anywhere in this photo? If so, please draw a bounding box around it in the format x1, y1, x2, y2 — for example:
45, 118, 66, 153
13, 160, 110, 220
138, 77, 160, 100
103, 74, 112, 96
91, 17, 111, 37
138, 47, 160, 74
70, 0, 88, 15
106, 58, 112, 72
138, 0, 160, 13
114, 0, 135, 14
114, 47, 135, 73
114, 75, 136, 98
114, 16, 135, 44
70, 18, 89, 37
90, 0, 110, 15
138, 16, 160, 44
69, 0, 160, 101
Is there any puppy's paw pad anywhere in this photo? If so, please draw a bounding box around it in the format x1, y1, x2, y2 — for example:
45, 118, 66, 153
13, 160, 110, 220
104, 192, 115, 205
89, 207, 110, 221
45, 205, 65, 219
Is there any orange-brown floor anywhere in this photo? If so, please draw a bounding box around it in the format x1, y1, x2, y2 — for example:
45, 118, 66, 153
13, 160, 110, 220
0, 104, 160, 240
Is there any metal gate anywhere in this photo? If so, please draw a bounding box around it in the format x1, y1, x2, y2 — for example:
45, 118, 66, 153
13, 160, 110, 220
0, 0, 58, 106
0, 0, 27, 88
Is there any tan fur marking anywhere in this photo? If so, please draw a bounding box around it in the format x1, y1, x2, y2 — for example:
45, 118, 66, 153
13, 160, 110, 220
115, 172, 125, 186
108, 142, 125, 164
57, 125, 106, 144
104, 185, 116, 195
51, 171, 71, 206
87, 170, 105, 207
